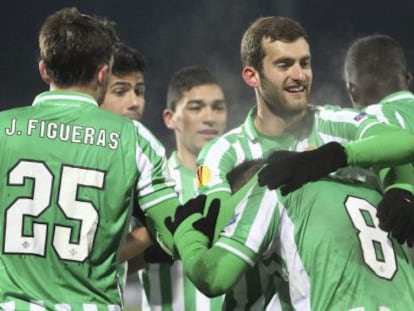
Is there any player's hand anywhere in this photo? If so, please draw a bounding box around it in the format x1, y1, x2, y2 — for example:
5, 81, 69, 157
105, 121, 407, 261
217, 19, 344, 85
144, 243, 174, 265
258, 142, 347, 195
192, 198, 220, 244
165, 195, 206, 235
377, 188, 414, 246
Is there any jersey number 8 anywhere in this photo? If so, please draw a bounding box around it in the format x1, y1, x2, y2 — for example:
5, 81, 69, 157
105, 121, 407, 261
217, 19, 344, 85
345, 196, 397, 280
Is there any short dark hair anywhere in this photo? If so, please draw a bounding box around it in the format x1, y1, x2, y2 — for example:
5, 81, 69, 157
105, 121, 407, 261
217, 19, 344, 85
226, 159, 266, 193
166, 66, 221, 111
241, 16, 308, 72
112, 42, 146, 76
344, 34, 408, 92
39, 7, 114, 87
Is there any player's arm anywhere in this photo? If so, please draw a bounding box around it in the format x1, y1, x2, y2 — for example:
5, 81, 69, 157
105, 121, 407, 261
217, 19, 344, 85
258, 122, 414, 193
175, 220, 250, 297
119, 227, 153, 262
195, 138, 241, 241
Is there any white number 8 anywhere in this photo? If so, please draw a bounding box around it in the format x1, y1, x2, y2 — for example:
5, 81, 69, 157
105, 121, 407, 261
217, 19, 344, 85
345, 196, 397, 280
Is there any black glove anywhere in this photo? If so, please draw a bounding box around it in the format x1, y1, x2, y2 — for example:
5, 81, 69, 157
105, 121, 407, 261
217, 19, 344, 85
258, 142, 347, 195
192, 198, 220, 245
165, 195, 206, 235
377, 188, 414, 247
144, 243, 174, 265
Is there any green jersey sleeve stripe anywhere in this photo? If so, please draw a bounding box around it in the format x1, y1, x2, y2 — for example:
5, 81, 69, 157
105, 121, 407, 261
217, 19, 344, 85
357, 121, 382, 140
215, 242, 255, 267
140, 191, 177, 211
318, 132, 350, 144
202, 186, 232, 195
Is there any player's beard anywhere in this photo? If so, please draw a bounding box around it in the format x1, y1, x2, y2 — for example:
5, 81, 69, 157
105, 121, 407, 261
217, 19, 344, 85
258, 74, 309, 121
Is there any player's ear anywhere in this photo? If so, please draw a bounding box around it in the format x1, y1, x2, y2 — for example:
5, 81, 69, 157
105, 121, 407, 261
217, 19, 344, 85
242, 66, 260, 88
406, 71, 413, 90
38, 60, 50, 85
347, 82, 360, 107
97, 64, 109, 86
163, 109, 176, 130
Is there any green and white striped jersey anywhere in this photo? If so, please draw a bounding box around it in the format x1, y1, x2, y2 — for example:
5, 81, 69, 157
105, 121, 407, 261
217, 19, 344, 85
218, 177, 414, 310
196, 105, 381, 310
0, 91, 177, 310
363, 90, 414, 131
197, 105, 381, 196
139, 152, 223, 311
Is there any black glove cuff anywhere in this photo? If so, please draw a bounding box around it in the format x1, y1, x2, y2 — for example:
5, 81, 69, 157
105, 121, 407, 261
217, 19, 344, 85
318, 142, 347, 169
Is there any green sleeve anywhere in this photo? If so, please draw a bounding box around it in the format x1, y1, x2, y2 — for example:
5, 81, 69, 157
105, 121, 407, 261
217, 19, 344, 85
174, 214, 250, 297
343, 123, 414, 168
343, 123, 414, 193
145, 196, 180, 256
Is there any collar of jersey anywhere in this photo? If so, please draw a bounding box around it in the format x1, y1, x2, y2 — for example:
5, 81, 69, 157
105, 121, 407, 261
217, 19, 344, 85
242, 106, 300, 143
243, 106, 259, 142
32, 90, 98, 107
168, 151, 195, 175
168, 151, 181, 169
378, 90, 414, 105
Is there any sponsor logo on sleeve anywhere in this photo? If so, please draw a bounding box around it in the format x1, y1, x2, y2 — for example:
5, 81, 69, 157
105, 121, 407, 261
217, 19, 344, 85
354, 112, 368, 122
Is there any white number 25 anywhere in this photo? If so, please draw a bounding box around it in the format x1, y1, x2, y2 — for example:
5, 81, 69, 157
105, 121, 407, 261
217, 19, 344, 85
3, 160, 105, 262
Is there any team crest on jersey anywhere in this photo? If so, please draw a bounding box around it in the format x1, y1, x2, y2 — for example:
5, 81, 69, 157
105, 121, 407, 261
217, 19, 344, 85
196, 165, 211, 187
354, 112, 368, 122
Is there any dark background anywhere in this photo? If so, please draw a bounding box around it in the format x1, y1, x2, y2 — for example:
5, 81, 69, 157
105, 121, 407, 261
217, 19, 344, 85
1, 0, 413, 152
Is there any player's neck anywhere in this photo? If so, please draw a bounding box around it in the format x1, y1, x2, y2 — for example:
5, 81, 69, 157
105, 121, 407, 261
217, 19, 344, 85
175, 146, 198, 172
49, 84, 99, 101
255, 104, 306, 137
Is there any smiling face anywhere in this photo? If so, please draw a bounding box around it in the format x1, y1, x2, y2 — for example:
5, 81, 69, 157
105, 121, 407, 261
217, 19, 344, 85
164, 84, 227, 157
257, 37, 312, 118
101, 71, 145, 121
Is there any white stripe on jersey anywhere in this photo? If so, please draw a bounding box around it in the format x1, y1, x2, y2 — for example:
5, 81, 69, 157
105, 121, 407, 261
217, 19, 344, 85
365, 104, 389, 124
386, 93, 414, 102
133, 121, 166, 158
108, 305, 121, 311
135, 142, 156, 196
233, 141, 246, 164
147, 265, 162, 310
33, 94, 98, 107
171, 261, 185, 311
318, 107, 365, 126
277, 205, 311, 311
55, 304, 71, 311
201, 187, 232, 195
0, 302, 15, 311
82, 304, 98, 311
245, 190, 278, 254
215, 242, 255, 266
317, 132, 350, 144
140, 192, 177, 211
356, 121, 381, 140
395, 111, 407, 129
265, 293, 283, 311
195, 287, 212, 311
248, 140, 264, 159
30, 301, 45, 311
